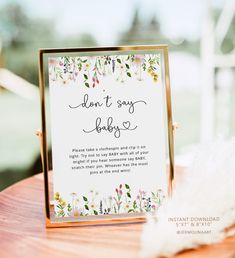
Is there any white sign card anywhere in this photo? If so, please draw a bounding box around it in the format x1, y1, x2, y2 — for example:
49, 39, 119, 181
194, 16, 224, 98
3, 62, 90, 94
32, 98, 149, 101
39, 46, 173, 225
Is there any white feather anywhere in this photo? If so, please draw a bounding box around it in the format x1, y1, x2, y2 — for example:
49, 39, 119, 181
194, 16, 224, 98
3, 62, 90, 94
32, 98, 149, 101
140, 139, 235, 258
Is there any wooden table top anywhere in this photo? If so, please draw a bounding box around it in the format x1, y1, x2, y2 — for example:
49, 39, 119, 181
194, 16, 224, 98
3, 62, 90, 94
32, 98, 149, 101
0, 171, 235, 258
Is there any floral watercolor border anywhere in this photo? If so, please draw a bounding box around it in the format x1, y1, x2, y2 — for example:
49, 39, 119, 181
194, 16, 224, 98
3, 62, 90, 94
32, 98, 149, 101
54, 184, 165, 217
48, 54, 160, 87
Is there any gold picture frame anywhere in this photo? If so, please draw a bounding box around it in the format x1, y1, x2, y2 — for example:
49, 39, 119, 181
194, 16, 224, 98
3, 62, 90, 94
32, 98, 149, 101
38, 45, 175, 228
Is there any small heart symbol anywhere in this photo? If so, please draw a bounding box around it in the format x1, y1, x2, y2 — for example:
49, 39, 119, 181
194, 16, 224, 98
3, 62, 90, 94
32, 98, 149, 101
122, 121, 131, 128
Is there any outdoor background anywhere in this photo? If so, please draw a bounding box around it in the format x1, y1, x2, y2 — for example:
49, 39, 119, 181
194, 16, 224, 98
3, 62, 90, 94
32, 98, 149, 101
0, 0, 234, 190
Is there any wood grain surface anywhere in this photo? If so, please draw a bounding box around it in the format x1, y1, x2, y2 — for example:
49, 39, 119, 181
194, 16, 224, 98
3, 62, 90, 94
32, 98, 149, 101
0, 170, 235, 258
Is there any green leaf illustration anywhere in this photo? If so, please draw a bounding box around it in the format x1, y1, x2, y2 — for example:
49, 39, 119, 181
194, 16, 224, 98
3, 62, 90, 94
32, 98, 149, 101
125, 184, 130, 189
83, 74, 88, 80
85, 82, 89, 88
133, 200, 137, 209
94, 210, 98, 215
117, 58, 121, 64
125, 63, 130, 69
83, 196, 88, 202
85, 205, 89, 210
127, 72, 131, 77
127, 192, 131, 198
67, 204, 72, 212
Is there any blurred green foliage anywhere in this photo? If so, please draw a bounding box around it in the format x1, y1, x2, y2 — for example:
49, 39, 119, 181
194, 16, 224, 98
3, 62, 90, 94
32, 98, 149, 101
0, 3, 97, 85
